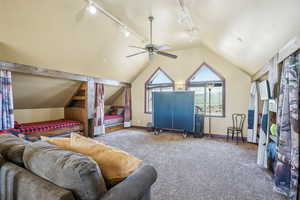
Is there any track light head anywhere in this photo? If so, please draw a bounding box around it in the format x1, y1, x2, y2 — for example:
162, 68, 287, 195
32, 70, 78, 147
87, 3, 97, 15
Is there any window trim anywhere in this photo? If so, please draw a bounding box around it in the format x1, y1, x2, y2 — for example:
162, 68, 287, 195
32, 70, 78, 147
144, 67, 175, 114
186, 63, 226, 118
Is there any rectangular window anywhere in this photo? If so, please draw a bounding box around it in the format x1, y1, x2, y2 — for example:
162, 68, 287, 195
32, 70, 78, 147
189, 83, 224, 117
145, 87, 173, 113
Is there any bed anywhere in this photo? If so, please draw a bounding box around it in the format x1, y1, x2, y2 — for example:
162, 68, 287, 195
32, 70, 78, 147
0, 119, 83, 141
104, 106, 125, 133
104, 114, 124, 127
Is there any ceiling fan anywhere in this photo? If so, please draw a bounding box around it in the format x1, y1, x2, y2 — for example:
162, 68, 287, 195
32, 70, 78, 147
127, 16, 178, 60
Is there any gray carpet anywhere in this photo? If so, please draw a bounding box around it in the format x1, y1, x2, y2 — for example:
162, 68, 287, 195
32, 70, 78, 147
96, 128, 284, 200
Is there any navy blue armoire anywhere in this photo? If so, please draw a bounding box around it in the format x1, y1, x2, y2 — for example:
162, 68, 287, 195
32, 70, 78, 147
152, 91, 194, 132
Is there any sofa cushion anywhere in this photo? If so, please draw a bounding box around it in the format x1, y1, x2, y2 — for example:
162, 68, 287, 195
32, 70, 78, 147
0, 133, 25, 166
23, 141, 107, 200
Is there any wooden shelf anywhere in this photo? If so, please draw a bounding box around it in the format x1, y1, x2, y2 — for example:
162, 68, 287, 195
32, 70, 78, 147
73, 96, 85, 100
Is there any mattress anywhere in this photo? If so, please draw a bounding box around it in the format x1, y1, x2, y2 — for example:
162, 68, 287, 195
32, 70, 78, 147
0, 120, 82, 142
104, 115, 124, 126
17, 120, 81, 134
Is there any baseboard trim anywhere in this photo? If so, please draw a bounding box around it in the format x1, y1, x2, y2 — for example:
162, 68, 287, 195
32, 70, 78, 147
131, 125, 148, 130
203, 133, 247, 141
131, 126, 247, 141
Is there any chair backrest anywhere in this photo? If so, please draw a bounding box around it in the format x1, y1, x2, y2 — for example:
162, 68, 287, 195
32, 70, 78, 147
195, 106, 202, 114
232, 113, 246, 130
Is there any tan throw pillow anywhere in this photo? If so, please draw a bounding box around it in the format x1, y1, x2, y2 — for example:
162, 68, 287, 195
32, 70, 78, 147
41, 136, 72, 149
70, 133, 142, 185
41, 134, 143, 185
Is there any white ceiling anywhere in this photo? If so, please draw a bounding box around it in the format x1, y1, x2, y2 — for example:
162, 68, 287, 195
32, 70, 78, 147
98, 0, 300, 74
0, 0, 300, 80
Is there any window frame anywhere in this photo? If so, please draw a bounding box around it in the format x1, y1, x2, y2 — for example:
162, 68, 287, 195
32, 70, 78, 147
186, 63, 226, 118
144, 67, 175, 114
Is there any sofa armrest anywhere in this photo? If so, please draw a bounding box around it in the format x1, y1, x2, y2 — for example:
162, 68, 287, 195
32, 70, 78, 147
1, 162, 75, 200
100, 165, 157, 200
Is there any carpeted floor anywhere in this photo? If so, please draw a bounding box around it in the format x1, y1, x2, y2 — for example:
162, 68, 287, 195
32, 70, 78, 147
96, 128, 284, 200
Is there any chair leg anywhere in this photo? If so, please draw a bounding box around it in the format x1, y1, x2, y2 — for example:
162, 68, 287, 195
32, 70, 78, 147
226, 129, 229, 141
241, 130, 244, 143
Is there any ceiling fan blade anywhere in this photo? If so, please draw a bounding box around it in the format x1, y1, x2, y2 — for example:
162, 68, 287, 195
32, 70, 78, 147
154, 45, 171, 51
128, 46, 146, 50
126, 51, 147, 58
156, 51, 178, 59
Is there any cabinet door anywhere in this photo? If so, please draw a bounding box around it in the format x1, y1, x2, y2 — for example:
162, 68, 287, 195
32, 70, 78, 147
172, 92, 194, 131
153, 92, 173, 129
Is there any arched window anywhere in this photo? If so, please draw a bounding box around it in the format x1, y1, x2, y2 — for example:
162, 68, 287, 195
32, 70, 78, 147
186, 63, 225, 117
145, 68, 174, 113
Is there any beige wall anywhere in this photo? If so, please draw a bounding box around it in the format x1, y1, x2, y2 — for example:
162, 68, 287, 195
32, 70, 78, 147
14, 108, 64, 123
112, 92, 125, 107
131, 46, 251, 136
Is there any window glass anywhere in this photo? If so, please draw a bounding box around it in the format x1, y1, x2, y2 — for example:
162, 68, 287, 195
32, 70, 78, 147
145, 69, 174, 113
190, 66, 221, 82
205, 85, 223, 116
187, 64, 225, 117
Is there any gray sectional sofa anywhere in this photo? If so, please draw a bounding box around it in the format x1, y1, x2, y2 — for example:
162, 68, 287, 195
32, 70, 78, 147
0, 134, 157, 200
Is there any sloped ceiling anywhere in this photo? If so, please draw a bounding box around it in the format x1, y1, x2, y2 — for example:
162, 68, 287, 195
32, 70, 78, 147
12, 72, 80, 109
104, 85, 122, 102
0, 0, 300, 79
12, 72, 123, 109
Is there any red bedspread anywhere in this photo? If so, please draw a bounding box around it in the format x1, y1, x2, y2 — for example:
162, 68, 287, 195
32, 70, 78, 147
17, 119, 81, 134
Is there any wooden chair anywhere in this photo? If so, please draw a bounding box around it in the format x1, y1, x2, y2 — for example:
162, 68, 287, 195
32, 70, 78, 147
226, 113, 246, 144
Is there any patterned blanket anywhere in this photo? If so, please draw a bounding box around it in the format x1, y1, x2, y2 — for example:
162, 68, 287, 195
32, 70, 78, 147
0, 120, 81, 135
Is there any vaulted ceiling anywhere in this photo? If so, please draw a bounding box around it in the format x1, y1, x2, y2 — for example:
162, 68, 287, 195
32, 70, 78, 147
1, 0, 300, 82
